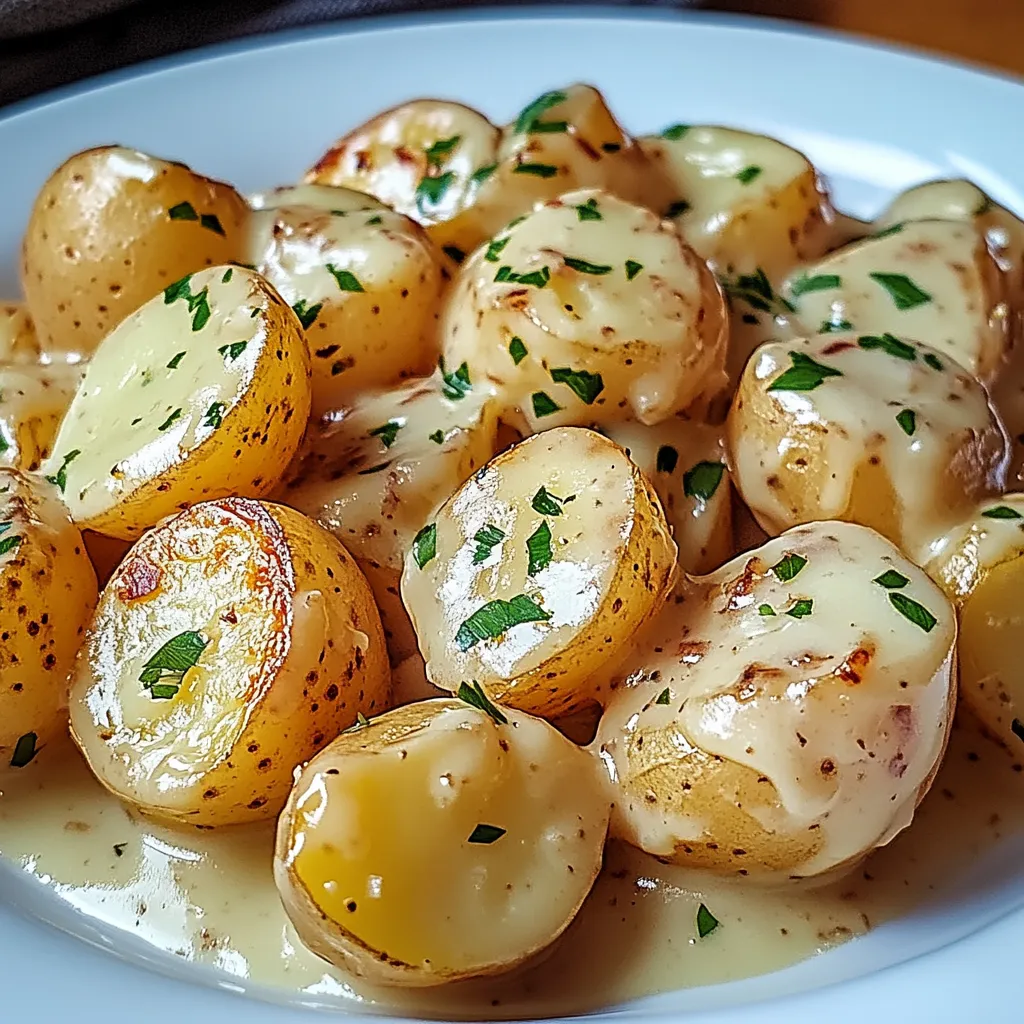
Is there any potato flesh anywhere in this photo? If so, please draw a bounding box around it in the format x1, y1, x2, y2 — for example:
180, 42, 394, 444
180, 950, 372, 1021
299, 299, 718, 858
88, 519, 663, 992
639, 126, 835, 277
0, 470, 98, 770
42, 265, 310, 537
0, 363, 82, 471
605, 419, 732, 574
441, 189, 727, 431
70, 498, 388, 824
782, 220, 1010, 384
728, 332, 1008, 563
276, 700, 609, 982
596, 521, 955, 879
247, 202, 444, 415
401, 427, 677, 716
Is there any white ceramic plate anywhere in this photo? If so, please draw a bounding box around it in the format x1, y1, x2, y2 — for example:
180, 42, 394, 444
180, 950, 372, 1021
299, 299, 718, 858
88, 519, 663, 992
1, 9, 1022, 1022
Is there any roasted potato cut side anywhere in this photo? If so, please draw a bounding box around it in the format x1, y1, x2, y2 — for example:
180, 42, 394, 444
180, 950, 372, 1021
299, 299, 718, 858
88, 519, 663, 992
41, 265, 311, 540
276, 373, 500, 662
0, 363, 82, 472
0, 470, 98, 773
781, 220, 1010, 384
728, 332, 1007, 564
441, 189, 728, 432
21, 147, 248, 357
596, 520, 956, 879
306, 99, 500, 227
70, 497, 389, 827
606, 419, 733, 575
929, 493, 1024, 749
275, 697, 610, 985
0, 302, 43, 364
401, 427, 677, 717
639, 125, 836, 279
247, 193, 446, 416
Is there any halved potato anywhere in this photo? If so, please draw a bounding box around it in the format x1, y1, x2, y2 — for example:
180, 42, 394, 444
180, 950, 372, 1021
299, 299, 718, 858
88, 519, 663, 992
275, 373, 499, 662
639, 125, 835, 278
0, 470, 98, 772
69, 497, 389, 826
247, 191, 446, 416
606, 418, 732, 574
401, 427, 677, 718
928, 493, 1024, 749
0, 302, 43, 364
274, 697, 609, 985
595, 520, 956, 879
306, 99, 500, 227
40, 265, 311, 540
21, 147, 248, 356
781, 219, 1011, 384
430, 84, 676, 255
441, 189, 728, 431
0, 363, 83, 471
728, 332, 1007, 563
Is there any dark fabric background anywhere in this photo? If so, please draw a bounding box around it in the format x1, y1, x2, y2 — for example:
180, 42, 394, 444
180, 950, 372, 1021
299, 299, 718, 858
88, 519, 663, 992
0, 0, 700, 109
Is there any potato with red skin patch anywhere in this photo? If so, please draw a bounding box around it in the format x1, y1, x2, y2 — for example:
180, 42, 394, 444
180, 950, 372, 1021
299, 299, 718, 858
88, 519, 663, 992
69, 497, 389, 827
0, 469, 98, 774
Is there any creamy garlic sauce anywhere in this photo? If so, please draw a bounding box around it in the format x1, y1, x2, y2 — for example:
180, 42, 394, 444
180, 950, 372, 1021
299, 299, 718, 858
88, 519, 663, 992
0, 711, 1020, 1018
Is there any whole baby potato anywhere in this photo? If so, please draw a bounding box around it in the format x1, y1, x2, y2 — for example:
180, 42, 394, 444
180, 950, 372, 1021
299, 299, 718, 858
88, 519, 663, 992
21, 147, 248, 356
70, 497, 389, 826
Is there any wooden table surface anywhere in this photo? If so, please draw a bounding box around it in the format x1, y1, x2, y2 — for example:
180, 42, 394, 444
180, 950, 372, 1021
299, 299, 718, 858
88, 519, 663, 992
712, 0, 1024, 77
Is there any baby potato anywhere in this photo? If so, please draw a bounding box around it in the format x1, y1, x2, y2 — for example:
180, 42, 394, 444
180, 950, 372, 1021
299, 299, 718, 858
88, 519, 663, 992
247, 193, 446, 416
306, 99, 500, 227
69, 497, 389, 826
441, 189, 728, 432
0, 469, 98, 773
605, 419, 732, 574
0, 302, 43, 364
21, 147, 248, 357
781, 219, 1010, 384
275, 373, 499, 662
928, 493, 1024, 749
41, 265, 311, 540
596, 520, 956, 879
728, 332, 1007, 564
0, 363, 82, 471
275, 697, 610, 985
401, 427, 677, 718
430, 84, 676, 256
639, 125, 836, 278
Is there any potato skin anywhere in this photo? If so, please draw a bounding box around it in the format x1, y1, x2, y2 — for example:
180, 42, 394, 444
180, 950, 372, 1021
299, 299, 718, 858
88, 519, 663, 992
69, 497, 389, 826
0, 302, 43, 364
21, 147, 248, 357
42, 265, 311, 540
0, 363, 82, 472
0, 470, 98, 772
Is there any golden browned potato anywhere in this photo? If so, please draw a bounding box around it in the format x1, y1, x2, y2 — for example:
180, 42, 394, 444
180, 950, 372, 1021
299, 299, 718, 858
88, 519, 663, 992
0, 470, 98, 772
275, 373, 499, 662
781, 219, 1011, 384
441, 189, 728, 432
401, 427, 677, 718
606, 418, 732, 574
41, 265, 311, 540
928, 493, 1024, 750
21, 147, 249, 356
247, 189, 446, 416
596, 520, 956, 879
70, 497, 389, 826
639, 125, 836, 278
0, 302, 43, 364
275, 697, 609, 984
0, 363, 82, 471
728, 332, 1007, 563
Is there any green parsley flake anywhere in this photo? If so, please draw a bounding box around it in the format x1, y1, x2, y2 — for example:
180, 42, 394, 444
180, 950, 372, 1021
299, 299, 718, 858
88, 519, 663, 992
0, 533, 22, 557
468, 824, 507, 844
661, 124, 690, 140
366, 215, 383, 226
720, 267, 795, 317
768, 350, 843, 392
9, 731, 37, 768
509, 336, 528, 365
770, 552, 807, 582
889, 592, 937, 632
200, 214, 225, 236
530, 119, 569, 134
736, 165, 762, 185
221, 268, 234, 283
472, 524, 506, 564
168, 201, 198, 222
425, 135, 461, 166
443, 245, 466, 264
924, 353, 944, 371
982, 505, 1023, 520
758, 604, 776, 616
656, 445, 678, 474
625, 260, 643, 281
820, 318, 854, 333
470, 164, 497, 186
368, 420, 402, 449
158, 409, 183, 432
874, 569, 909, 589
514, 90, 568, 133
526, 521, 553, 576
576, 198, 602, 221
326, 264, 364, 293
166, 351, 186, 369
416, 171, 456, 211
203, 402, 225, 430
292, 299, 323, 330
532, 391, 561, 418
412, 523, 437, 569
219, 340, 248, 362
564, 256, 613, 276
457, 680, 508, 724
683, 461, 725, 503
550, 366, 604, 404
789, 273, 841, 297
46, 449, 81, 493
532, 486, 565, 516
787, 598, 813, 618
697, 903, 719, 938
440, 359, 472, 400
858, 333, 916, 361
513, 163, 559, 178
429, 429, 445, 445
896, 409, 916, 436
869, 272, 932, 310
455, 594, 552, 651
139, 630, 208, 699
655, 688, 671, 705
485, 236, 511, 262
494, 265, 551, 288
874, 222, 904, 239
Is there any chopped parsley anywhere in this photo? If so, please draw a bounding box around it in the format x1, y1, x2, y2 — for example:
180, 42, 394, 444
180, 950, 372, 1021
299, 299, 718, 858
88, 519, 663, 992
456, 680, 508, 725
368, 419, 402, 449
470, 164, 497, 186
139, 630, 208, 699
424, 135, 461, 165
158, 408, 183, 432
45, 448, 81, 493
923, 352, 944, 371
697, 903, 719, 938
758, 604, 776, 616
683, 461, 725, 504
166, 351, 186, 369
874, 569, 909, 589
532, 486, 566, 516
440, 359, 472, 400
660, 124, 690, 140
468, 824, 507, 844
896, 409, 916, 436
656, 445, 679, 474
326, 264, 365, 293
201, 214, 225, 236
625, 260, 643, 281
219, 340, 248, 362
415, 171, 456, 212
514, 90, 568, 133
874, 222, 904, 239
113, 842, 127, 858
472, 524, 506, 564
767, 350, 843, 392
494, 265, 551, 288
858, 333, 916, 361
163, 274, 211, 331
564, 256, 613, 276
770, 552, 807, 582
576, 198, 602, 221
366, 215, 383, 226
9, 732, 37, 768
889, 593, 937, 632
429, 429, 445, 445
443, 245, 466, 264
981, 505, 1023, 520
789, 273, 841, 297
485, 236, 511, 262
412, 523, 437, 569
820, 317, 854, 333
869, 272, 932, 310
550, 366, 604, 404
720, 268, 796, 317
0, 533, 22, 557
532, 391, 561, 418
203, 402, 225, 430
655, 688, 671, 705
169, 203, 224, 233
509, 336, 528, 365
736, 165, 762, 185
455, 594, 552, 651
786, 598, 814, 618
292, 299, 323, 330
526, 520, 553, 575
513, 163, 559, 178
530, 119, 568, 134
